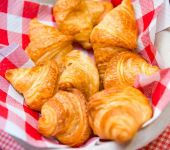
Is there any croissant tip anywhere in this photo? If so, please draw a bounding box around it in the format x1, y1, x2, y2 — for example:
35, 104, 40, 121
38, 102, 59, 137
5, 69, 14, 81
30, 18, 39, 23
30, 18, 43, 29
27, 102, 42, 111
25, 47, 30, 55
59, 82, 73, 91
121, 0, 131, 5
38, 120, 52, 137
81, 42, 92, 50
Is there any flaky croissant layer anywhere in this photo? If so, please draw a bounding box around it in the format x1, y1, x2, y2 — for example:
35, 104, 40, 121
53, 0, 113, 49
59, 50, 99, 98
104, 51, 159, 88
90, 0, 137, 49
90, 0, 138, 83
93, 46, 129, 83
5, 60, 59, 111
38, 89, 91, 146
25, 19, 73, 71
88, 86, 152, 143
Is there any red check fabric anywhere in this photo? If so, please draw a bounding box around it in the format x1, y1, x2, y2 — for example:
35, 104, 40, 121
140, 125, 170, 150
0, 129, 24, 150
0, 0, 55, 50
1, 126, 170, 150
0, 44, 68, 148
0, 0, 169, 149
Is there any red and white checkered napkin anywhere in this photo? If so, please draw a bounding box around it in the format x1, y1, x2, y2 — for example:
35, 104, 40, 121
0, 129, 24, 150
0, 0, 168, 149
0, 44, 69, 148
141, 125, 170, 150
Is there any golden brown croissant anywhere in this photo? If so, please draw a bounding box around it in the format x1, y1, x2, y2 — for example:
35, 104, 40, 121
85, 0, 113, 25
90, 0, 138, 82
104, 51, 159, 89
25, 19, 73, 71
38, 89, 91, 146
53, 0, 113, 49
88, 86, 152, 143
93, 46, 128, 82
59, 50, 99, 98
5, 60, 59, 111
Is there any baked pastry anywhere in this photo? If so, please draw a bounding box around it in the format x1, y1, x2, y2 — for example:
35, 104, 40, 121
104, 51, 159, 88
53, 0, 113, 49
59, 50, 99, 98
25, 19, 73, 71
93, 46, 128, 82
85, 0, 113, 25
90, 0, 138, 82
5, 60, 59, 111
88, 86, 152, 143
53, 0, 92, 49
38, 89, 91, 146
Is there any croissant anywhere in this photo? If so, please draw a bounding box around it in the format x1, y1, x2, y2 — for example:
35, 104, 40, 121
104, 51, 159, 89
93, 46, 128, 82
59, 50, 99, 98
38, 89, 91, 146
88, 86, 152, 143
5, 60, 59, 111
53, 0, 113, 49
25, 19, 73, 71
90, 0, 138, 82
85, 0, 113, 25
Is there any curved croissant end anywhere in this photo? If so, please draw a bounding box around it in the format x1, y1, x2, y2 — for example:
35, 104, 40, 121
88, 86, 152, 143
38, 98, 66, 137
104, 51, 159, 89
59, 50, 99, 98
38, 89, 91, 146
25, 19, 73, 69
5, 60, 59, 111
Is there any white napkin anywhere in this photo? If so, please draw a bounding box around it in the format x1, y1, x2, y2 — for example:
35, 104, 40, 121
156, 0, 170, 32
155, 30, 170, 68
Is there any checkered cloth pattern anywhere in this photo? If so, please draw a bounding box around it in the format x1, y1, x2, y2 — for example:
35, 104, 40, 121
0, 0, 169, 149
0, 129, 24, 150
140, 125, 170, 150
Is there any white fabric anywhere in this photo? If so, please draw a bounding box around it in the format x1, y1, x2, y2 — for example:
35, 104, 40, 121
155, 30, 170, 68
